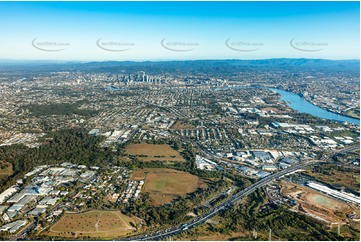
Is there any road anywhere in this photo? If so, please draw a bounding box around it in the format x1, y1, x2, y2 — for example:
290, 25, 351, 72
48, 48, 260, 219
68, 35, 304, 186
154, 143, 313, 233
122, 144, 359, 241
330, 144, 359, 156
123, 162, 311, 241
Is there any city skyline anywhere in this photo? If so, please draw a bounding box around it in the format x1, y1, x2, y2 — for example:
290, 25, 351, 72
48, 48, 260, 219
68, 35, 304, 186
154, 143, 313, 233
0, 1, 359, 61
0, 3, 359, 239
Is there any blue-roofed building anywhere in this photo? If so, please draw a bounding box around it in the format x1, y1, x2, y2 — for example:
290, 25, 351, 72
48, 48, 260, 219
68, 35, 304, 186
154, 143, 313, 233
281, 158, 298, 164
88, 129, 100, 136
252, 151, 273, 163
256, 171, 271, 178
272, 122, 281, 128
277, 162, 291, 170
252, 151, 270, 159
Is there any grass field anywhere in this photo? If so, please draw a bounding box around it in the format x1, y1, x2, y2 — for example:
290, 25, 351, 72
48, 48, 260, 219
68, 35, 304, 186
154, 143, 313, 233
305, 194, 345, 210
47, 210, 136, 238
170, 120, 195, 130
0, 161, 13, 180
132, 168, 207, 206
344, 109, 360, 119
126, 143, 185, 162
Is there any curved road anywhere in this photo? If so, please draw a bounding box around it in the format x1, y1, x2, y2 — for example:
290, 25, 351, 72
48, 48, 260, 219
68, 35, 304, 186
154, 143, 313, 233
124, 163, 311, 241
123, 145, 359, 241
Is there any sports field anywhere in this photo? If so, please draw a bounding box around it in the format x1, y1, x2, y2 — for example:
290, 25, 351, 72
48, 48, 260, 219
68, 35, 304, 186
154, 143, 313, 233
132, 168, 207, 206
48, 210, 136, 238
126, 143, 185, 162
305, 193, 347, 211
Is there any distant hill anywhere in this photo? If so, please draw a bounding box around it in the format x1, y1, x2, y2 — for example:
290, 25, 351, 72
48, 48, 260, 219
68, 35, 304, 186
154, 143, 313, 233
0, 58, 359, 73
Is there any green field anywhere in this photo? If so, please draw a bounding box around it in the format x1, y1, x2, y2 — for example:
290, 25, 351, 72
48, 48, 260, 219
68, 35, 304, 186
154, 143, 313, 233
344, 109, 360, 119
170, 120, 195, 130
132, 168, 207, 206
126, 143, 185, 162
27, 102, 98, 117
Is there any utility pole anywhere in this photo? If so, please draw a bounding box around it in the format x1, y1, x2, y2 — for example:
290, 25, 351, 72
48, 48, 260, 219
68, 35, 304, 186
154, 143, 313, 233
337, 223, 341, 236
268, 228, 272, 241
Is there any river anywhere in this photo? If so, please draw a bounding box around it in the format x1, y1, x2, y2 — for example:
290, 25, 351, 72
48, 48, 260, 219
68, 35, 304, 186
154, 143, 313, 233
270, 88, 360, 126
212, 85, 359, 125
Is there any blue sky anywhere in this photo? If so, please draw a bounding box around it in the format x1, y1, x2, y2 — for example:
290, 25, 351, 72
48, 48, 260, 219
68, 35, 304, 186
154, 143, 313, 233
0, 1, 359, 61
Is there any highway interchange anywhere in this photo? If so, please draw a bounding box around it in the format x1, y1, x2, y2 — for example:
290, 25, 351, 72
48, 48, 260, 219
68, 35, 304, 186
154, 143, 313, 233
123, 144, 359, 241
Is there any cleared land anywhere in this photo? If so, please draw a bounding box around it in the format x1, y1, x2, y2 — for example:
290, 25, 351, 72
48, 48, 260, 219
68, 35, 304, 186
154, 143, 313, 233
47, 210, 136, 238
132, 168, 207, 206
0, 161, 13, 180
281, 181, 358, 224
126, 143, 185, 162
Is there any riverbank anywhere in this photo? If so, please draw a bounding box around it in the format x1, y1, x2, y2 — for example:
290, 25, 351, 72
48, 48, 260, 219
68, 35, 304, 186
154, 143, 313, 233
269, 88, 359, 125
184, 84, 359, 125
297, 94, 360, 120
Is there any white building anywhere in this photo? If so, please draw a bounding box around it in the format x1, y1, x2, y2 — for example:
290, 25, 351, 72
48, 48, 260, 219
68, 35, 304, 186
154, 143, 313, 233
0, 186, 19, 204
307, 181, 360, 205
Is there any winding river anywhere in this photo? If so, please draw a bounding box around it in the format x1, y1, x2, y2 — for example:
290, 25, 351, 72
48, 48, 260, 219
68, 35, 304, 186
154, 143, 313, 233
270, 88, 360, 125
213, 85, 359, 125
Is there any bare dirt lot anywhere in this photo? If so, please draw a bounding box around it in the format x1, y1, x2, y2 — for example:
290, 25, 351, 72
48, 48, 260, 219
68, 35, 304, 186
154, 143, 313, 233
281, 181, 358, 224
47, 210, 136, 238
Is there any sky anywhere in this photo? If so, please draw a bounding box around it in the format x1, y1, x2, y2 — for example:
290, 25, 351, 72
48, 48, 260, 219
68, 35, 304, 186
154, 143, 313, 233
0, 1, 359, 61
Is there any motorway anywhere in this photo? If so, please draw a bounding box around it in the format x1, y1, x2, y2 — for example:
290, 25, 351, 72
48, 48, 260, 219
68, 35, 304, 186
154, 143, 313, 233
123, 144, 359, 241
123, 162, 312, 241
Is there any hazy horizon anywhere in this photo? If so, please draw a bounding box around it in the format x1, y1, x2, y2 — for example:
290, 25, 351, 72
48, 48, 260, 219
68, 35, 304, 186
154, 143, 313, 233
0, 57, 360, 63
